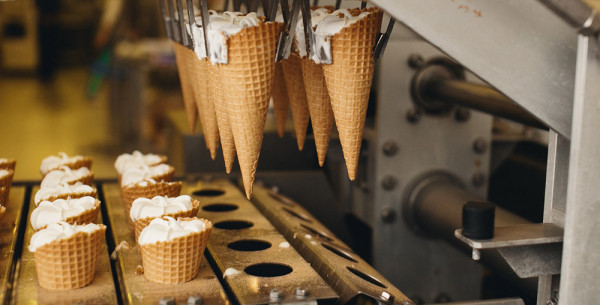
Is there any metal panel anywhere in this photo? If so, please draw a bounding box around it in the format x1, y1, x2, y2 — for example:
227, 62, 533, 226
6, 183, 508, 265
102, 183, 230, 305
559, 34, 600, 304
370, 0, 577, 138
424, 298, 525, 305
455, 224, 563, 249
0, 186, 25, 305
250, 184, 413, 305
186, 179, 338, 305
12, 187, 118, 305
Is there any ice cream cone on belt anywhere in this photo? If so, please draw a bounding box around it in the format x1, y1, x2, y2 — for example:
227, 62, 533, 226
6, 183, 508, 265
281, 53, 310, 150
322, 8, 383, 180
173, 42, 198, 133
302, 58, 333, 166
191, 55, 220, 160
271, 63, 290, 138
220, 21, 283, 198
208, 63, 237, 173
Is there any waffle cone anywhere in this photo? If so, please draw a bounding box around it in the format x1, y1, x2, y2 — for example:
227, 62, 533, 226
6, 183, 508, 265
133, 199, 200, 241
208, 63, 236, 173
140, 217, 212, 284
220, 22, 283, 198
0, 205, 5, 221
281, 53, 310, 150
302, 58, 333, 166
73, 172, 95, 186
0, 159, 16, 171
33, 225, 106, 290
173, 42, 198, 133
0, 170, 13, 203
41, 157, 93, 176
322, 8, 382, 180
0, 187, 5, 205
192, 56, 220, 160
32, 199, 101, 231
35, 187, 98, 206
272, 63, 289, 138
122, 181, 183, 230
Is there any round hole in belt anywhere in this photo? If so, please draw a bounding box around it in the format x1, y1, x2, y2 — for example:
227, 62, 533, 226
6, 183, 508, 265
214, 220, 254, 230
322, 243, 358, 263
202, 203, 239, 212
282, 207, 312, 223
192, 189, 225, 197
244, 263, 293, 277
300, 224, 333, 242
268, 192, 294, 206
346, 267, 387, 288
227, 239, 272, 252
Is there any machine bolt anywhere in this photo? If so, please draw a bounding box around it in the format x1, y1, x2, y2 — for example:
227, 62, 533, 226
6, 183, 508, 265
408, 54, 424, 69
270, 289, 284, 301
382, 141, 399, 156
381, 208, 397, 223
473, 138, 488, 154
381, 176, 398, 190
295, 287, 309, 297
187, 295, 203, 305
159, 297, 175, 305
454, 107, 471, 122
406, 107, 421, 124
472, 171, 486, 187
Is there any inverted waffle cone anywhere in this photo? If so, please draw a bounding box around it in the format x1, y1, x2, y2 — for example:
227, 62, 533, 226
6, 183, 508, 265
36, 187, 98, 206
140, 217, 212, 284
322, 8, 383, 180
272, 63, 290, 138
122, 181, 183, 230
192, 56, 220, 160
173, 42, 198, 133
209, 63, 236, 173
220, 22, 283, 198
0, 170, 13, 203
33, 225, 106, 290
133, 199, 200, 241
0, 159, 16, 171
281, 53, 310, 150
33, 199, 101, 231
42, 157, 93, 176
302, 58, 333, 166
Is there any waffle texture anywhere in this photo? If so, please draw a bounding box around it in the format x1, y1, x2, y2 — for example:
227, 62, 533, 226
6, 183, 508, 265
133, 199, 200, 241
36, 187, 98, 206
192, 56, 220, 160
122, 181, 182, 231
220, 22, 283, 198
32, 199, 101, 231
0, 170, 13, 203
0, 187, 5, 205
173, 42, 198, 133
209, 63, 237, 173
302, 58, 333, 166
41, 157, 93, 176
282, 53, 310, 150
322, 8, 383, 180
140, 217, 212, 284
33, 225, 106, 290
0, 159, 16, 171
272, 62, 290, 138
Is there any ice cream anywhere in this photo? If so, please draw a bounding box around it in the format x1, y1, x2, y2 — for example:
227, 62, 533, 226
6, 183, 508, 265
129, 195, 194, 221
295, 7, 331, 58
205, 11, 262, 64
40, 153, 90, 175
28, 221, 102, 252
120, 164, 173, 187
30, 196, 99, 230
0, 170, 8, 179
138, 216, 207, 245
40, 166, 92, 187
114, 151, 166, 175
34, 182, 95, 205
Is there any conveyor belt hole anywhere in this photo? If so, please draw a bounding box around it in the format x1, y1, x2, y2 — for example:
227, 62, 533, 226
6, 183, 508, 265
227, 239, 271, 251
214, 220, 254, 230
346, 267, 387, 288
192, 189, 225, 197
300, 224, 333, 242
202, 203, 238, 212
244, 263, 293, 277
322, 243, 358, 263
283, 208, 312, 223
268, 192, 295, 206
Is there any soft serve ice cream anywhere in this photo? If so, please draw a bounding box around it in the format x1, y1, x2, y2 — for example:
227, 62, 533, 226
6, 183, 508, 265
34, 182, 95, 205
294, 7, 331, 58
130, 195, 194, 221
114, 151, 165, 175
41, 166, 91, 188
0, 169, 9, 179
29, 221, 102, 252
40, 153, 87, 175
120, 164, 172, 187
138, 216, 207, 245
30, 196, 98, 230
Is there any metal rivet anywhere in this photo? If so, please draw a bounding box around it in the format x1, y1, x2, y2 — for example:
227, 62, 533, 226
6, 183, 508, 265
295, 287, 309, 297
472, 171, 486, 187
408, 54, 424, 69
406, 107, 421, 124
381, 208, 397, 223
473, 138, 488, 154
454, 107, 471, 122
382, 141, 399, 156
187, 295, 203, 305
381, 176, 398, 191
159, 297, 175, 305
269, 289, 284, 301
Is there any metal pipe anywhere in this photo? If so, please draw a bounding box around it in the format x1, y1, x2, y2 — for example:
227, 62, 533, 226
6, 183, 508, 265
426, 78, 548, 130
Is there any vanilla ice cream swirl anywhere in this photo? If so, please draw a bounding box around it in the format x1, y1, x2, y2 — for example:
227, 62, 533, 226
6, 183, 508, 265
138, 216, 206, 245
34, 182, 95, 205
114, 151, 164, 175
129, 195, 193, 221
30, 196, 97, 230
40, 152, 86, 175
41, 166, 91, 188
29, 221, 101, 252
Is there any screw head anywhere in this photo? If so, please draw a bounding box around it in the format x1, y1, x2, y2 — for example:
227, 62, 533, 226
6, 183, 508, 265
381, 176, 398, 191
295, 287, 309, 297
473, 138, 488, 154
454, 107, 471, 122
406, 107, 421, 124
381, 208, 397, 223
472, 171, 486, 187
270, 289, 284, 301
159, 297, 175, 305
408, 54, 424, 69
187, 295, 203, 305
382, 141, 399, 156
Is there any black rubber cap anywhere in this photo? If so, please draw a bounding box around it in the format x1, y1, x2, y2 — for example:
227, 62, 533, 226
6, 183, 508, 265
462, 201, 495, 239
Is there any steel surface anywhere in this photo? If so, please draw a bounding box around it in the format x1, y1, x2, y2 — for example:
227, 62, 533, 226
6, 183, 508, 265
455, 224, 563, 249
0, 186, 25, 305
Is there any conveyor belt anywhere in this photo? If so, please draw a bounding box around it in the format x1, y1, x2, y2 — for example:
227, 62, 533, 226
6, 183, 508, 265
0, 186, 25, 305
